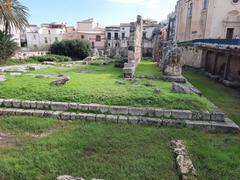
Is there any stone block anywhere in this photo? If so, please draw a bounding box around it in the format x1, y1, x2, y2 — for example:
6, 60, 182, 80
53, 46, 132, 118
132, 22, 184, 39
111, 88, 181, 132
75, 113, 87, 120
128, 107, 147, 116
1, 108, 16, 115
211, 120, 240, 133
163, 110, 172, 118
68, 103, 78, 110
21, 100, 32, 108
70, 113, 77, 120
30, 101, 37, 108
60, 112, 71, 121
171, 110, 192, 120
118, 115, 128, 124
78, 104, 89, 111
88, 104, 100, 111
162, 119, 185, 128
3, 99, 13, 107
15, 109, 26, 116
32, 110, 45, 117
109, 106, 128, 115
0, 99, 4, 106
12, 100, 22, 108
185, 120, 212, 130
146, 117, 162, 127
96, 114, 106, 121
22, 109, 34, 116
51, 102, 69, 111
155, 109, 163, 118
106, 115, 118, 123
85, 114, 96, 121
43, 111, 55, 117
128, 116, 139, 124
211, 112, 225, 122
99, 105, 109, 113
146, 108, 156, 117
36, 101, 47, 109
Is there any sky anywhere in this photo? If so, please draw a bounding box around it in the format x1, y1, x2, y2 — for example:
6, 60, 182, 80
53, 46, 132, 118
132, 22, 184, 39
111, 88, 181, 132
19, 0, 177, 26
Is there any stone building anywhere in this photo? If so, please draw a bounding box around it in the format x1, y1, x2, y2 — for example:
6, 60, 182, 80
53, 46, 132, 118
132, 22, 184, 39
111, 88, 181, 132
63, 18, 105, 50
173, 0, 240, 87
105, 19, 160, 58
22, 23, 66, 51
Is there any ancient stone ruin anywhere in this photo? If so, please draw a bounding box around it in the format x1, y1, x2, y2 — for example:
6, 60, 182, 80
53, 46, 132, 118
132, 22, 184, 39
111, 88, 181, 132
161, 42, 186, 83
123, 15, 143, 78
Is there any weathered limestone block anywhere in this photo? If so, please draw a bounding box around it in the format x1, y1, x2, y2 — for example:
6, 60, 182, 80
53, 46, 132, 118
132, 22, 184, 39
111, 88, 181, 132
3, 99, 13, 107
85, 114, 96, 121
68, 103, 78, 110
96, 114, 106, 121
155, 109, 164, 118
162, 119, 185, 128
106, 115, 118, 123
170, 140, 197, 180
31, 110, 45, 117
171, 110, 192, 120
36, 101, 50, 110
163, 110, 172, 118
21, 100, 32, 109
128, 116, 139, 124
78, 104, 89, 111
51, 102, 69, 111
56, 175, 85, 180
146, 108, 156, 117
128, 107, 147, 116
109, 106, 128, 115
118, 115, 128, 124
185, 120, 212, 130
75, 113, 87, 120
172, 83, 192, 94
99, 105, 109, 113
88, 104, 100, 112
0, 99, 4, 106
12, 100, 22, 108
60, 112, 72, 121
50, 76, 70, 86
211, 112, 225, 122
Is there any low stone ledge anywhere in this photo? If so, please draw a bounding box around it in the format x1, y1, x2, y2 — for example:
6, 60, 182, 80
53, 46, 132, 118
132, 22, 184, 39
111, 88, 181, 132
170, 140, 197, 180
51, 102, 69, 111
3, 99, 13, 108
211, 112, 225, 122
128, 107, 148, 116
171, 110, 192, 120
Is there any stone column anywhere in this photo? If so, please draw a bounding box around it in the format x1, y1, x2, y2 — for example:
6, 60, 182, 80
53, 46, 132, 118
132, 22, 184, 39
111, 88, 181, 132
212, 52, 219, 75
224, 55, 232, 80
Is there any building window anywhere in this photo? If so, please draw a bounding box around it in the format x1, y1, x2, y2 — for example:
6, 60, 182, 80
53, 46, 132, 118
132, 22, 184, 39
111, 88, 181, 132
107, 33, 111, 40
122, 33, 125, 39
81, 35, 84, 39
114, 33, 119, 40
108, 43, 111, 47
92, 42, 95, 48
203, 0, 208, 10
55, 37, 58, 41
96, 35, 101, 42
48, 30, 51, 34
44, 37, 48, 44
33, 35, 36, 40
115, 43, 118, 47
226, 28, 234, 39
143, 32, 147, 39
188, 2, 193, 16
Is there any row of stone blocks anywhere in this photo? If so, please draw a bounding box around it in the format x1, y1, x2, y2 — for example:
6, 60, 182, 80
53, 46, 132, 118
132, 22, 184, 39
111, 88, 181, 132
0, 99, 225, 122
0, 108, 239, 133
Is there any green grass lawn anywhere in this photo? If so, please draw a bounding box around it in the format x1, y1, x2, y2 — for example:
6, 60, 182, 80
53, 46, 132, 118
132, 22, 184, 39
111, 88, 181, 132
0, 60, 213, 111
0, 116, 239, 180
183, 68, 240, 125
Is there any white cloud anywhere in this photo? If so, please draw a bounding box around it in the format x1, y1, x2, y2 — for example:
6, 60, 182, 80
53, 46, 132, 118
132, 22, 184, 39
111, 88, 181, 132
109, 0, 160, 8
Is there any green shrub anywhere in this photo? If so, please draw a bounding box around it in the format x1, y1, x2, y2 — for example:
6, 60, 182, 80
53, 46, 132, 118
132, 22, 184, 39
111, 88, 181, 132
0, 31, 18, 63
50, 40, 91, 60
114, 58, 128, 68
31, 54, 72, 62
90, 58, 115, 66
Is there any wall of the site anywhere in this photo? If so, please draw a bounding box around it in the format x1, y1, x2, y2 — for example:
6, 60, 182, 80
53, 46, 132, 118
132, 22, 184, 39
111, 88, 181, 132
181, 46, 202, 68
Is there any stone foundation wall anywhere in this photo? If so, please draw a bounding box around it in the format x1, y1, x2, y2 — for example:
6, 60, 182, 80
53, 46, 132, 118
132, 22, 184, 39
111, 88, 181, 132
181, 46, 202, 68
123, 15, 143, 78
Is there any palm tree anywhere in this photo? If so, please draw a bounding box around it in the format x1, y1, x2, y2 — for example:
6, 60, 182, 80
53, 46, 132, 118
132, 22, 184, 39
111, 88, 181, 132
0, 0, 29, 34
0, 30, 18, 63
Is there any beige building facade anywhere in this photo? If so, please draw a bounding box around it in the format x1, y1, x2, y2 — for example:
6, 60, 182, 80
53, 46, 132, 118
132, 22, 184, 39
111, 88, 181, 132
176, 0, 240, 42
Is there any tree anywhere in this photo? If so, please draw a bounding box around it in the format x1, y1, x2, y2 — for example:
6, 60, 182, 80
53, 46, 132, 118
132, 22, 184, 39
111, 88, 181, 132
0, 30, 18, 63
0, 0, 29, 34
